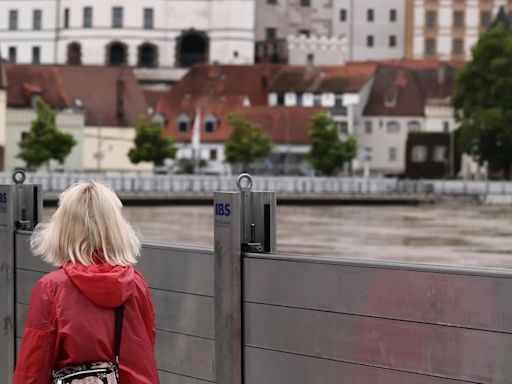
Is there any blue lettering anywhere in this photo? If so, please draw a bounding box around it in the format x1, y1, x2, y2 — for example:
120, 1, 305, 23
215, 203, 231, 217
0, 193, 6, 204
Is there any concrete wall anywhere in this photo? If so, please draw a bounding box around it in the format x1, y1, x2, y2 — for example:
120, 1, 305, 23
83, 126, 153, 172
5, 108, 84, 171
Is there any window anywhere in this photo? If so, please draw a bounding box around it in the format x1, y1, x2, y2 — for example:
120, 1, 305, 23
266, 27, 277, 40
64, 8, 70, 28
313, 94, 322, 107
443, 121, 450, 132
67, 42, 82, 65
210, 149, 218, 160
367, 35, 374, 47
481, 11, 491, 28
8, 47, 16, 63
299, 29, 310, 37
112, 7, 123, 28
453, 11, 464, 28
177, 114, 190, 132
388, 147, 397, 162
386, 121, 400, 133
337, 121, 348, 135
407, 121, 421, 132
390, 9, 397, 22
389, 35, 397, 47
276, 94, 285, 106
300, 0, 311, 7
307, 53, 314, 65
267, 0, 277, 4
365, 121, 373, 134
340, 9, 347, 21
143, 8, 154, 29
425, 38, 436, 55
363, 147, 373, 162
411, 145, 428, 163
204, 115, 217, 133
32, 46, 41, 64
367, 9, 374, 22
83, 7, 93, 28
9, 10, 18, 30
453, 38, 464, 55
426, 11, 437, 28
33, 10, 42, 30
433, 146, 447, 162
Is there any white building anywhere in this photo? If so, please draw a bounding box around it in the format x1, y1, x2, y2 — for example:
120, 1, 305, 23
0, 0, 255, 68
361, 63, 456, 176
409, 0, 506, 60
255, 0, 406, 64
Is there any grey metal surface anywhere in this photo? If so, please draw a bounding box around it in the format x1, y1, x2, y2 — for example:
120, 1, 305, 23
137, 243, 214, 297
152, 289, 214, 339
244, 255, 512, 332
241, 191, 276, 253
15, 230, 53, 273
214, 191, 242, 384
244, 347, 471, 384
0, 184, 15, 384
159, 371, 213, 384
244, 302, 512, 383
15, 303, 28, 338
16, 269, 45, 304
156, 330, 215, 382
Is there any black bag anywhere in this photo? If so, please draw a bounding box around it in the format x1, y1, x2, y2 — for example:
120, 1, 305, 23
52, 304, 125, 384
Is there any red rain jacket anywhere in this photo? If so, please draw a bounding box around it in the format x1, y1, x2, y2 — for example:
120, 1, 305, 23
14, 263, 160, 384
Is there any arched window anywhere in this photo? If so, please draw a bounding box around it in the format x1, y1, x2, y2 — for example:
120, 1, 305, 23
407, 121, 421, 132
176, 31, 208, 68
67, 42, 82, 65
204, 114, 217, 133
138, 43, 158, 68
386, 121, 400, 133
106, 42, 127, 66
177, 114, 190, 132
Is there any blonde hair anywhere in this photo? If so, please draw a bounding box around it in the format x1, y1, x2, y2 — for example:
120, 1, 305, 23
31, 180, 140, 266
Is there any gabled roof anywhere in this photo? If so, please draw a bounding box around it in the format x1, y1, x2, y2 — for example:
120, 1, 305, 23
5, 65, 147, 127
269, 62, 378, 93
363, 63, 456, 117
161, 96, 325, 145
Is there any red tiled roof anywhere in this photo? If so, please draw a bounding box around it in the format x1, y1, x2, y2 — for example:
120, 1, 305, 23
5, 65, 147, 127
143, 90, 166, 111
161, 96, 324, 145
269, 62, 378, 93
364, 63, 456, 117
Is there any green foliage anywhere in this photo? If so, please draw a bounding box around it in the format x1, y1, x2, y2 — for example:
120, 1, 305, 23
17, 98, 76, 170
128, 117, 176, 167
454, 21, 512, 178
225, 113, 274, 170
307, 113, 357, 176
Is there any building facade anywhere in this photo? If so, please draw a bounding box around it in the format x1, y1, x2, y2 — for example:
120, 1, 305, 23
0, 0, 255, 68
256, 0, 406, 64
407, 0, 507, 60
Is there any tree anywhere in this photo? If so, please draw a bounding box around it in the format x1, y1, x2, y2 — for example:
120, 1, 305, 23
307, 113, 357, 176
17, 98, 76, 170
225, 112, 274, 171
128, 117, 177, 167
454, 13, 512, 178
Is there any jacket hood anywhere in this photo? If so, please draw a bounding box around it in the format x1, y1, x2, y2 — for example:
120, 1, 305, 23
63, 262, 135, 308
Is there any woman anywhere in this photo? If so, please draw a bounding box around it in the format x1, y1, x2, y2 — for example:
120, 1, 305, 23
14, 181, 159, 384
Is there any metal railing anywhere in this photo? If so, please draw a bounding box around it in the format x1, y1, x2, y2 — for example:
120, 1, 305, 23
0, 172, 506, 196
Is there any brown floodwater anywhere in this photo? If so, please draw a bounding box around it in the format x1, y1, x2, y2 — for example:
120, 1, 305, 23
43, 204, 512, 269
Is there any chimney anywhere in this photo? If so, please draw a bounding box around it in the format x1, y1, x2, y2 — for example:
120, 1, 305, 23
116, 78, 125, 122
437, 64, 446, 85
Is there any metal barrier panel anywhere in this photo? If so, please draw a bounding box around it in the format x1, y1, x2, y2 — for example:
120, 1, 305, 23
0, 185, 15, 384
14, 232, 215, 384
242, 253, 512, 384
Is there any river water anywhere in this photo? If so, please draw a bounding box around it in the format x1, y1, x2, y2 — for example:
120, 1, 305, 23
44, 204, 512, 269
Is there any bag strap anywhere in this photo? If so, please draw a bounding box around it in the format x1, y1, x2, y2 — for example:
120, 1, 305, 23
114, 304, 125, 365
